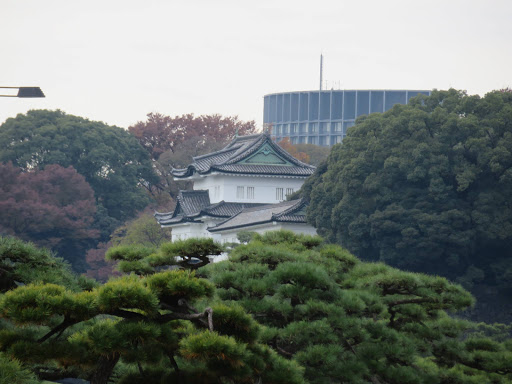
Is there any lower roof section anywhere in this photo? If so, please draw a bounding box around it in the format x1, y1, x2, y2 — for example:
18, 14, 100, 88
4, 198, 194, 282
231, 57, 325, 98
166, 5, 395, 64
208, 199, 308, 233
154, 190, 265, 226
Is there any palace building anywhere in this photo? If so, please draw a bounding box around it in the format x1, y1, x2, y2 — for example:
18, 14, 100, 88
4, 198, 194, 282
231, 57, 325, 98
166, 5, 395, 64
155, 132, 317, 243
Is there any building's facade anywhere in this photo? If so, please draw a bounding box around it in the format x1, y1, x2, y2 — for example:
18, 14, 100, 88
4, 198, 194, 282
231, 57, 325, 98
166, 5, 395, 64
155, 132, 317, 243
264, 89, 431, 146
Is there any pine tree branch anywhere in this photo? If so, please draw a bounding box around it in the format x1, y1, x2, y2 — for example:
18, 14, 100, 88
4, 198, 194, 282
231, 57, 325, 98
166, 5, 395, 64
37, 317, 74, 343
178, 298, 199, 313
110, 309, 147, 320
157, 307, 214, 331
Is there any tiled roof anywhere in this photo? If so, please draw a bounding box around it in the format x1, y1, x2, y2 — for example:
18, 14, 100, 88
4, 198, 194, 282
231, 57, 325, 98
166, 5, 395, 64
211, 164, 315, 176
154, 190, 210, 225
154, 190, 265, 226
203, 201, 264, 217
172, 132, 315, 178
208, 199, 309, 232
177, 190, 211, 216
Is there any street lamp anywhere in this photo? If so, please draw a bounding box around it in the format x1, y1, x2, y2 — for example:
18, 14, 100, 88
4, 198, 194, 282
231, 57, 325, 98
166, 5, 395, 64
0, 86, 45, 98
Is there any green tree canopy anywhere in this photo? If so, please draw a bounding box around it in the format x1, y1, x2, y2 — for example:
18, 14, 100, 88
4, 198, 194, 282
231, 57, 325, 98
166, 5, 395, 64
303, 89, 512, 323
0, 238, 304, 384
0, 110, 159, 237
0, 236, 95, 293
201, 230, 512, 384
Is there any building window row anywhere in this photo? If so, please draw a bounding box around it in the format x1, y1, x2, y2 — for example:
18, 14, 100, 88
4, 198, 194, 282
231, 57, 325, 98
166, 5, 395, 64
264, 90, 431, 125
273, 121, 354, 136
276, 187, 294, 201
237, 186, 255, 200
275, 135, 346, 146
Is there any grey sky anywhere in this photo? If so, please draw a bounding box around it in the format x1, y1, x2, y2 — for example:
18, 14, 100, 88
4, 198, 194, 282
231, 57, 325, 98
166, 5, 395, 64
1, 0, 511, 129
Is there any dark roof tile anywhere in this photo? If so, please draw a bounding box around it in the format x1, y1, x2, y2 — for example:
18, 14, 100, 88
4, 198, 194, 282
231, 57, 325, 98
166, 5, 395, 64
172, 132, 315, 178
208, 199, 308, 232
154, 191, 265, 226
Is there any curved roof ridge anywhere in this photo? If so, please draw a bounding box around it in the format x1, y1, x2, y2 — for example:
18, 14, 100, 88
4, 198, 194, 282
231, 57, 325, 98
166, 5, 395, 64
272, 198, 306, 219
171, 132, 315, 178
219, 134, 267, 165
224, 132, 266, 148
222, 134, 315, 169
193, 145, 241, 161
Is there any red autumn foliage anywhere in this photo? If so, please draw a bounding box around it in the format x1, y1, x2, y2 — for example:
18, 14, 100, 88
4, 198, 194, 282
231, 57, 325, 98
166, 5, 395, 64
129, 113, 258, 160
85, 241, 120, 282
277, 137, 311, 164
0, 162, 99, 253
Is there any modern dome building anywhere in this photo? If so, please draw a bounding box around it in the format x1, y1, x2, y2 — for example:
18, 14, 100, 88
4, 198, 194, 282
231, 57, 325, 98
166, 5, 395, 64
264, 89, 431, 146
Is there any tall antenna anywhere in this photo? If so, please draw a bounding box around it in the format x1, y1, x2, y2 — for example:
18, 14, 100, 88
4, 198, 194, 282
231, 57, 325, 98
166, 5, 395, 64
319, 54, 323, 91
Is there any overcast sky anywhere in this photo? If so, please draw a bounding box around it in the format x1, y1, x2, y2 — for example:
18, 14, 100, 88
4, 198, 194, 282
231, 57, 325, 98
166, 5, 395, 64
1, 0, 511, 129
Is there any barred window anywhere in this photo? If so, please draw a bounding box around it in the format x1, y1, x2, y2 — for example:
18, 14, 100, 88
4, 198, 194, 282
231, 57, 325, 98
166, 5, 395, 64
237, 186, 244, 199
247, 187, 255, 199
276, 188, 284, 201
286, 188, 294, 198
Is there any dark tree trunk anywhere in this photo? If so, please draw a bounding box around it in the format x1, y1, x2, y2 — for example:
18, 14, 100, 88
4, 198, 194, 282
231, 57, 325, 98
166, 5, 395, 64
90, 353, 120, 384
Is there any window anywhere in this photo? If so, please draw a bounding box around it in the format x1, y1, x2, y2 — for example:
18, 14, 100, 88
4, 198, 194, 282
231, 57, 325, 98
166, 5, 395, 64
332, 135, 343, 145
309, 123, 318, 133
237, 186, 244, 199
343, 121, 355, 135
332, 122, 342, 132
276, 188, 284, 201
214, 185, 220, 199
247, 187, 254, 199
286, 188, 294, 198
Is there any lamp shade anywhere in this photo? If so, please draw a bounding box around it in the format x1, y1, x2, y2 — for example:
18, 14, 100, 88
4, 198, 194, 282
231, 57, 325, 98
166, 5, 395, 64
17, 87, 45, 98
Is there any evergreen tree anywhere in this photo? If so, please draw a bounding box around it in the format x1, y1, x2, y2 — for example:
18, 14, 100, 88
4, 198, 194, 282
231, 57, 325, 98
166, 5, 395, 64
0, 238, 304, 384
201, 231, 512, 384
303, 89, 512, 323
0, 110, 159, 239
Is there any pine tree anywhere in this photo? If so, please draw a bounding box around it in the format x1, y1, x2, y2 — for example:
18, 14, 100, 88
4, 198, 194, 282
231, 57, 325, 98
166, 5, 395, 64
201, 230, 512, 384
0, 237, 304, 384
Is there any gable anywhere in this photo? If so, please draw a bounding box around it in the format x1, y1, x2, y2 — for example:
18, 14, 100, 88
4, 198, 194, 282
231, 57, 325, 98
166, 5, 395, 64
238, 143, 293, 166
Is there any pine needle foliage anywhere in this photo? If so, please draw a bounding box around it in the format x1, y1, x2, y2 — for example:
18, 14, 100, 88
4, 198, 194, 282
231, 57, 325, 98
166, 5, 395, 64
0, 238, 305, 384
0, 236, 94, 293
201, 230, 512, 384
106, 237, 224, 273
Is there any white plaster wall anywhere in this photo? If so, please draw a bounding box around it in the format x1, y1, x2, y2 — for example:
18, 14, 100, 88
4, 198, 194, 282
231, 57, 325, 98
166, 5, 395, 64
171, 223, 209, 241
170, 217, 225, 242
194, 174, 305, 204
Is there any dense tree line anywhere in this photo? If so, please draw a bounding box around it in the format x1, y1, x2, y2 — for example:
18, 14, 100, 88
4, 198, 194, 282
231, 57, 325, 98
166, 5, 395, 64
0, 110, 158, 233
303, 89, 512, 322
0, 109, 257, 274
